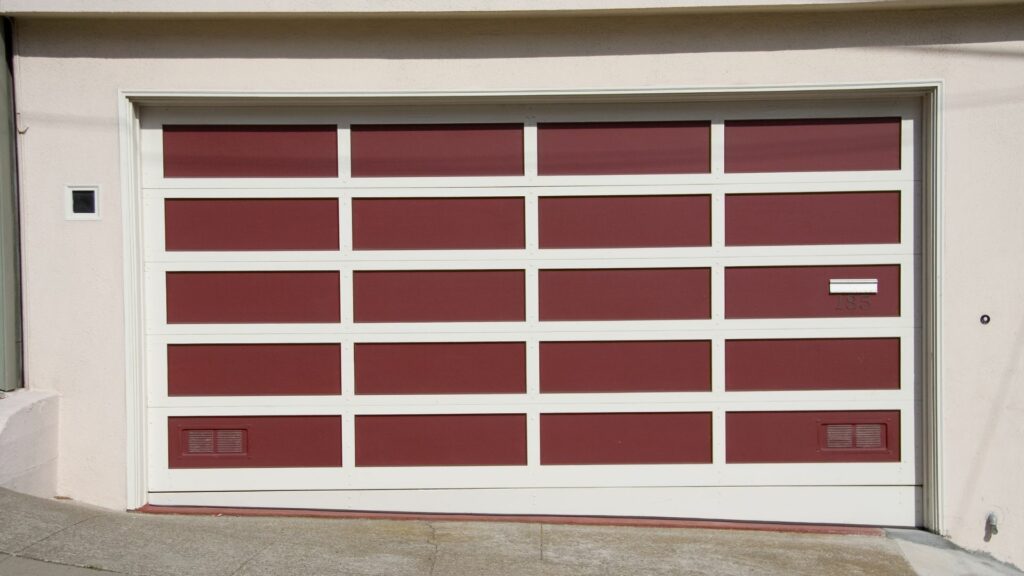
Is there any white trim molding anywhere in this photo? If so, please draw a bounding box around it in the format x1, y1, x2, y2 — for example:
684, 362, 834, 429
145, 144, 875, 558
119, 83, 942, 526
120, 92, 146, 510
920, 83, 944, 536
3, 0, 1019, 18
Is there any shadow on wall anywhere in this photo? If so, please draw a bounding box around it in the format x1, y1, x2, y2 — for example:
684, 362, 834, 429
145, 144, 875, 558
13, 4, 1024, 61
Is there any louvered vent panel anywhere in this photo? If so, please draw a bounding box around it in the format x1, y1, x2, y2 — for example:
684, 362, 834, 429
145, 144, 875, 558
183, 429, 247, 455
825, 424, 854, 449
822, 423, 887, 451
855, 424, 884, 449
185, 430, 215, 454
216, 430, 245, 454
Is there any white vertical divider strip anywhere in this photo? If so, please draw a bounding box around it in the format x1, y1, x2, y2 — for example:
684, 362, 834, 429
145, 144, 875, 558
900, 177, 918, 483
710, 256, 726, 317
901, 326, 918, 472
710, 118, 727, 466
711, 195, 727, 251
901, 183, 917, 327
339, 191, 351, 254
338, 142, 354, 330
338, 123, 352, 181
144, 341, 166, 406
143, 197, 165, 262
139, 113, 164, 188
710, 116, 727, 324
339, 255, 353, 326
146, 266, 168, 328
899, 115, 915, 183
524, 120, 541, 466
901, 327, 917, 400
525, 268, 540, 468
524, 119, 539, 178
899, 160, 918, 476
711, 338, 726, 395
342, 341, 356, 468
337, 121, 354, 469
901, 182, 915, 251
527, 342, 541, 468
710, 119, 726, 175
712, 409, 727, 465
524, 266, 540, 323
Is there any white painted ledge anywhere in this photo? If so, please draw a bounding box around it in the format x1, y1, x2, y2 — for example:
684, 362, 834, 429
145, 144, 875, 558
0, 0, 1020, 17
0, 389, 59, 499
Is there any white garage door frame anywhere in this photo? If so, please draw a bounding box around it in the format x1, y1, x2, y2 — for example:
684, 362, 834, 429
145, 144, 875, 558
117, 82, 944, 529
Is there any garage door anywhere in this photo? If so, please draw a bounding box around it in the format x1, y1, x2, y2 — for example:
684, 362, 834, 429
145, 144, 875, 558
140, 98, 920, 526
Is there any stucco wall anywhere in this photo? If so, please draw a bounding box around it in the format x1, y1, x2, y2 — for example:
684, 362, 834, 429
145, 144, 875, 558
10, 5, 1024, 567
0, 389, 58, 497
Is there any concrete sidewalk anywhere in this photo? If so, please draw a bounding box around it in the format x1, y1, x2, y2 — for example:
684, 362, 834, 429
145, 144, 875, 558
0, 489, 1019, 576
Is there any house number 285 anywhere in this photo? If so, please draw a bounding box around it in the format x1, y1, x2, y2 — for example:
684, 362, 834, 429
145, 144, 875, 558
835, 294, 872, 311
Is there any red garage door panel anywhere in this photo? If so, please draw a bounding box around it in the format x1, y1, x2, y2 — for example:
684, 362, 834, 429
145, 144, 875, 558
726, 338, 900, 391
541, 413, 712, 464
166, 271, 341, 324
725, 265, 900, 318
168, 344, 341, 396
540, 268, 710, 320
541, 341, 711, 393
356, 414, 527, 466
165, 198, 340, 251
351, 124, 524, 177
355, 342, 526, 395
725, 192, 901, 246
353, 270, 525, 323
725, 118, 901, 173
163, 125, 338, 178
168, 416, 342, 468
352, 197, 525, 250
537, 121, 710, 175
726, 411, 900, 463
539, 195, 711, 248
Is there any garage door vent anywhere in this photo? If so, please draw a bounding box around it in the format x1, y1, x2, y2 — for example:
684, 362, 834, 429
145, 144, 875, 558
186, 430, 214, 453
184, 429, 247, 455
823, 423, 886, 450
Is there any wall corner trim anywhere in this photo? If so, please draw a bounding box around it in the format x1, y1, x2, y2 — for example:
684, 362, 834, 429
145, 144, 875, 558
119, 91, 146, 510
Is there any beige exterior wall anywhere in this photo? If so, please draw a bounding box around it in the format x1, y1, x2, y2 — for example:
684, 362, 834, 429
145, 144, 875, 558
10, 4, 1024, 566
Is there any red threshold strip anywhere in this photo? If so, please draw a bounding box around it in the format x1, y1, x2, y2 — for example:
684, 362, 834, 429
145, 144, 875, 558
135, 505, 883, 536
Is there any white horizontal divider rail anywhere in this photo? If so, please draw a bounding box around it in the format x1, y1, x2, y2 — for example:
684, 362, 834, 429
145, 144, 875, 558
139, 97, 921, 525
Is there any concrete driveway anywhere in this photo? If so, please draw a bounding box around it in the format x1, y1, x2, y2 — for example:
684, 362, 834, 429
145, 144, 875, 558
0, 488, 1018, 576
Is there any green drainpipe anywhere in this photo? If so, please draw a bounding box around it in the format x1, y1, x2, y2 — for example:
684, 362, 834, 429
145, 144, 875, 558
0, 18, 22, 393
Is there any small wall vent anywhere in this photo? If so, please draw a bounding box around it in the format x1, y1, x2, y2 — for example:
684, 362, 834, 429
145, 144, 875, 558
183, 429, 247, 455
822, 423, 886, 450
65, 185, 100, 220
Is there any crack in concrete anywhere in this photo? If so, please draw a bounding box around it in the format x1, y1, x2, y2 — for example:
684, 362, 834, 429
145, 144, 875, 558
227, 542, 270, 576
12, 511, 106, 556
427, 522, 439, 576
2, 553, 127, 574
